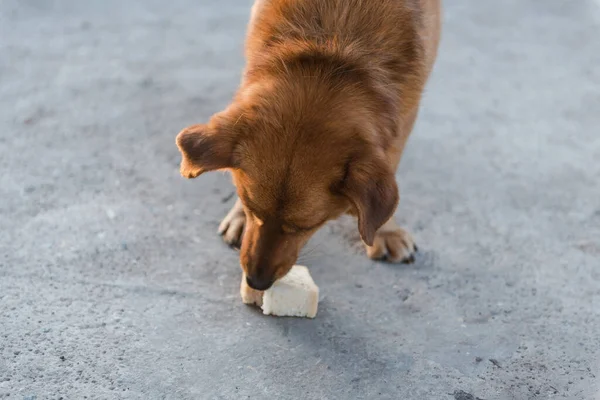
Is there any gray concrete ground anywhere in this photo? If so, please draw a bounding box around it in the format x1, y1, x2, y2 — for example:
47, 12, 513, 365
1, 0, 599, 399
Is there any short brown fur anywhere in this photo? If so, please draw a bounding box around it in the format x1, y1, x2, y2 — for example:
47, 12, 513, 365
177, 0, 442, 290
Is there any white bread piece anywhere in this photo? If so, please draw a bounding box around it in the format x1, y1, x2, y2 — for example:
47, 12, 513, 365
262, 265, 319, 318
239, 266, 319, 318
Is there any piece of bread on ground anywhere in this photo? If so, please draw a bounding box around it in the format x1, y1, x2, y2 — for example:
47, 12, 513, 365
240, 265, 319, 318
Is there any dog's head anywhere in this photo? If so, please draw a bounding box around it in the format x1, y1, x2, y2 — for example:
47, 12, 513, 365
176, 81, 398, 290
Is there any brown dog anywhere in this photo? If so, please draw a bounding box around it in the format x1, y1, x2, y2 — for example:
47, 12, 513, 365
176, 0, 441, 291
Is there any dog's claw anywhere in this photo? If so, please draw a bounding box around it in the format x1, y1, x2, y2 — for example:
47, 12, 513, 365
403, 254, 416, 264
228, 240, 241, 251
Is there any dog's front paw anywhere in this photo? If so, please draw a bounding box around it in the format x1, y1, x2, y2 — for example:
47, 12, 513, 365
218, 199, 246, 249
365, 220, 417, 263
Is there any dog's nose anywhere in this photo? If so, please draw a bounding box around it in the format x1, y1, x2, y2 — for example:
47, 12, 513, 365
246, 275, 274, 291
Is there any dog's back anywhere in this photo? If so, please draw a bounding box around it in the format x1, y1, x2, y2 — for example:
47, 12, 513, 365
244, 0, 439, 148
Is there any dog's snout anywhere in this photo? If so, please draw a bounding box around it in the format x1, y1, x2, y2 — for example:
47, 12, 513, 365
246, 275, 274, 291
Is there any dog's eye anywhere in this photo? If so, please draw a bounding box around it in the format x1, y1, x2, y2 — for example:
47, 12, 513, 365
282, 221, 323, 234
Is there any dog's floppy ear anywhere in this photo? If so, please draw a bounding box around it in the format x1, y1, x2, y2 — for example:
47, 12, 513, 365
175, 121, 239, 179
342, 157, 399, 246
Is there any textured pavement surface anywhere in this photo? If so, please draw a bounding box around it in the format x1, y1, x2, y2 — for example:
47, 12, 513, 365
1, 0, 599, 399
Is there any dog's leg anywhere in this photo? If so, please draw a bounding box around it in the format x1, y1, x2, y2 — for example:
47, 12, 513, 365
218, 198, 246, 248
365, 218, 417, 263
365, 107, 420, 264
